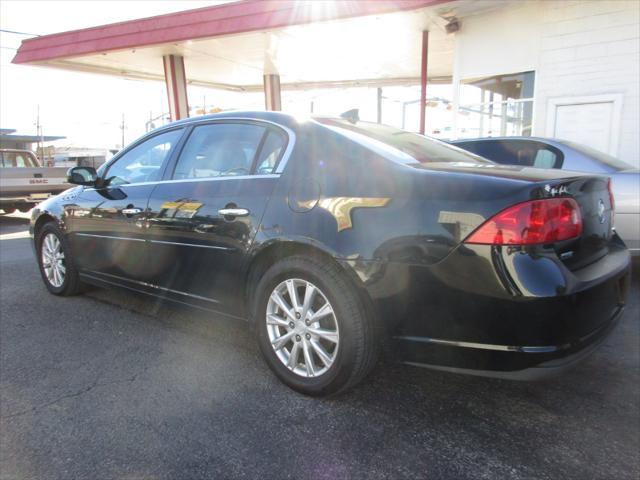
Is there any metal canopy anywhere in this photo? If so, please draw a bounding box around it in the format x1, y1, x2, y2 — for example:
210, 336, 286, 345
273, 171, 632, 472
12, 0, 465, 91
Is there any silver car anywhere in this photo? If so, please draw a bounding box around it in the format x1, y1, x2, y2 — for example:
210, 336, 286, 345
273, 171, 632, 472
451, 137, 639, 255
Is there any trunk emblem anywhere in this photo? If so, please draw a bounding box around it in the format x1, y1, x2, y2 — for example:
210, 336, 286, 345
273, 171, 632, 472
597, 199, 606, 224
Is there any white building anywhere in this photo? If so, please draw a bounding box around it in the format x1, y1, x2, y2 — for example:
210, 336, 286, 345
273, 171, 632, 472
451, 0, 639, 167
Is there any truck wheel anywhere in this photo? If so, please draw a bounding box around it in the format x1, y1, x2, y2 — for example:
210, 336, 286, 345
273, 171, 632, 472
254, 255, 379, 396
36, 222, 83, 296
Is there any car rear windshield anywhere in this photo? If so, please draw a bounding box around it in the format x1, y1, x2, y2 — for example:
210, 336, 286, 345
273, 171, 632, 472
559, 140, 633, 171
316, 118, 490, 164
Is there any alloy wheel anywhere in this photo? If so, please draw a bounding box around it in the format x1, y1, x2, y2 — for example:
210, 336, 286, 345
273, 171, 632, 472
41, 233, 66, 288
266, 278, 339, 378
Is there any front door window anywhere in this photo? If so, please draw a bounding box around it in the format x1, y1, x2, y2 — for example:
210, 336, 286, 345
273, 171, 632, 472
104, 129, 183, 186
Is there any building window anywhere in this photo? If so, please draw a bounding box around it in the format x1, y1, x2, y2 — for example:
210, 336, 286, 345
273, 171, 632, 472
456, 71, 535, 138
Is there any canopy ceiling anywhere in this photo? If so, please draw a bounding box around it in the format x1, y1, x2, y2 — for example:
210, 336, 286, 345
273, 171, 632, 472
13, 0, 506, 91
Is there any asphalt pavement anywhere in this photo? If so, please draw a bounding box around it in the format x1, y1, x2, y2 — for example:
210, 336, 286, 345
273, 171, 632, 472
1, 213, 638, 480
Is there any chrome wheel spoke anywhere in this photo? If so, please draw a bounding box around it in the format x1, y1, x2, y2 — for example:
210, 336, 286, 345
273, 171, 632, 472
266, 313, 290, 328
302, 339, 316, 376
287, 342, 301, 369
44, 235, 53, 254
271, 330, 295, 351
310, 338, 333, 367
285, 279, 300, 310
310, 302, 333, 322
271, 291, 295, 321
301, 282, 316, 319
308, 327, 338, 344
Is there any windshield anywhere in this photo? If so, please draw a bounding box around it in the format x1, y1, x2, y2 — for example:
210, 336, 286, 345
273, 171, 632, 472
560, 140, 633, 171
315, 118, 491, 165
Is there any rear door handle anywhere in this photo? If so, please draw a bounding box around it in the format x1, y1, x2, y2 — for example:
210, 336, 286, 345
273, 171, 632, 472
218, 208, 249, 217
122, 208, 142, 215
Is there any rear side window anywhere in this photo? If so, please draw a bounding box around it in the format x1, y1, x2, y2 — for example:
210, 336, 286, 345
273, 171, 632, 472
254, 130, 286, 174
173, 123, 266, 179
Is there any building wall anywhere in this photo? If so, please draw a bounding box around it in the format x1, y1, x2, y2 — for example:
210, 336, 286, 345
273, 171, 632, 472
452, 0, 640, 168
535, 0, 640, 167
453, 1, 541, 81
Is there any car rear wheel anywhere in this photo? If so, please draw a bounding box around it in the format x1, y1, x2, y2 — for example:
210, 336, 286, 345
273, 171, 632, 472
254, 255, 378, 396
37, 222, 83, 296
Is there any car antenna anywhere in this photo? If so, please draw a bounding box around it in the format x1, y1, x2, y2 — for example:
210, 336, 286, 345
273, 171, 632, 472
340, 109, 360, 124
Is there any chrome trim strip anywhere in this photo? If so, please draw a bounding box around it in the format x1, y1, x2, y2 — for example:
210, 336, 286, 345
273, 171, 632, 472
84, 174, 279, 190
75, 233, 144, 242
149, 239, 231, 250
393, 335, 560, 353
74, 233, 232, 251
83, 269, 220, 304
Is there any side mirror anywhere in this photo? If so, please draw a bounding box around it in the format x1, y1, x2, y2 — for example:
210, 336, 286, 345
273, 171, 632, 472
67, 166, 97, 186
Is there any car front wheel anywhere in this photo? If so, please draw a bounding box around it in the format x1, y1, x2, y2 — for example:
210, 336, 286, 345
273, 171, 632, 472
37, 222, 82, 296
254, 255, 378, 396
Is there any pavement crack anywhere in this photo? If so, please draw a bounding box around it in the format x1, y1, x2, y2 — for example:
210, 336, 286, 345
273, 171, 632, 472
1, 372, 142, 420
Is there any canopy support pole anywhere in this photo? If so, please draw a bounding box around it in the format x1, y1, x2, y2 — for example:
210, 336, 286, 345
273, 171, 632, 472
264, 74, 282, 111
163, 54, 189, 121
419, 30, 429, 135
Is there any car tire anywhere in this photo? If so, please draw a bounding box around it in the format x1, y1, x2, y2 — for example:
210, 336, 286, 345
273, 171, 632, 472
254, 255, 379, 396
36, 222, 83, 296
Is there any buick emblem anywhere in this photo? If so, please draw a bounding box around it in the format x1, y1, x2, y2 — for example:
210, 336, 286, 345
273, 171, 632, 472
597, 199, 606, 224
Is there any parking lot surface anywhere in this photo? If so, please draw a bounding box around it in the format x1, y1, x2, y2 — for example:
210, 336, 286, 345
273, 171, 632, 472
1, 214, 638, 480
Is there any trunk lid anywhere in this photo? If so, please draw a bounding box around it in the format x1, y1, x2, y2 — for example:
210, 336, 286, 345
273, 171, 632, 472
418, 162, 614, 268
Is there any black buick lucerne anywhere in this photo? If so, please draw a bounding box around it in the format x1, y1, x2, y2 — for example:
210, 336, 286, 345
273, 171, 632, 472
30, 111, 631, 395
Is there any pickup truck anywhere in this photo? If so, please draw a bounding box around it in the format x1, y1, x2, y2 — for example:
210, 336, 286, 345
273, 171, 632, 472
0, 149, 69, 214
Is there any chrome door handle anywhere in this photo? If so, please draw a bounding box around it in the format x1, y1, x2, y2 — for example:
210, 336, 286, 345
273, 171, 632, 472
122, 208, 142, 215
218, 208, 249, 217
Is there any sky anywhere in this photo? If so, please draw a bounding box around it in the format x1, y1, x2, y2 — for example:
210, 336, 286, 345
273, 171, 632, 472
0, 1, 232, 150
0, 0, 451, 151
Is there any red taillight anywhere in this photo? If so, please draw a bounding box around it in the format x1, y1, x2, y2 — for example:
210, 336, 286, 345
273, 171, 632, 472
464, 198, 583, 245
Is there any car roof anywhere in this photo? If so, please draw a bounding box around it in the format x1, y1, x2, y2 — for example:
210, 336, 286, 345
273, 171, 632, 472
156, 110, 304, 132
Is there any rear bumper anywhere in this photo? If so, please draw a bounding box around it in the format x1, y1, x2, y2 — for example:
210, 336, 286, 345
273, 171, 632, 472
398, 303, 624, 380
358, 237, 631, 379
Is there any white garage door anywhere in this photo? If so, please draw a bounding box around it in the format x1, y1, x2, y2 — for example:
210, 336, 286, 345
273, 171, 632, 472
546, 94, 623, 156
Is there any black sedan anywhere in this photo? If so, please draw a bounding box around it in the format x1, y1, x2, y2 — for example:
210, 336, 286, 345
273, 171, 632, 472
30, 112, 631, 396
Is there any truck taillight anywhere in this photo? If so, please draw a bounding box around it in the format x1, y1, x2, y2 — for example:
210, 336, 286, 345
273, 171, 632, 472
464, 198, 583, 245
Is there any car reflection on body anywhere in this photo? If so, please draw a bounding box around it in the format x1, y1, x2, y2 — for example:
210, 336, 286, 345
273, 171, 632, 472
30, 112, 631, 396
